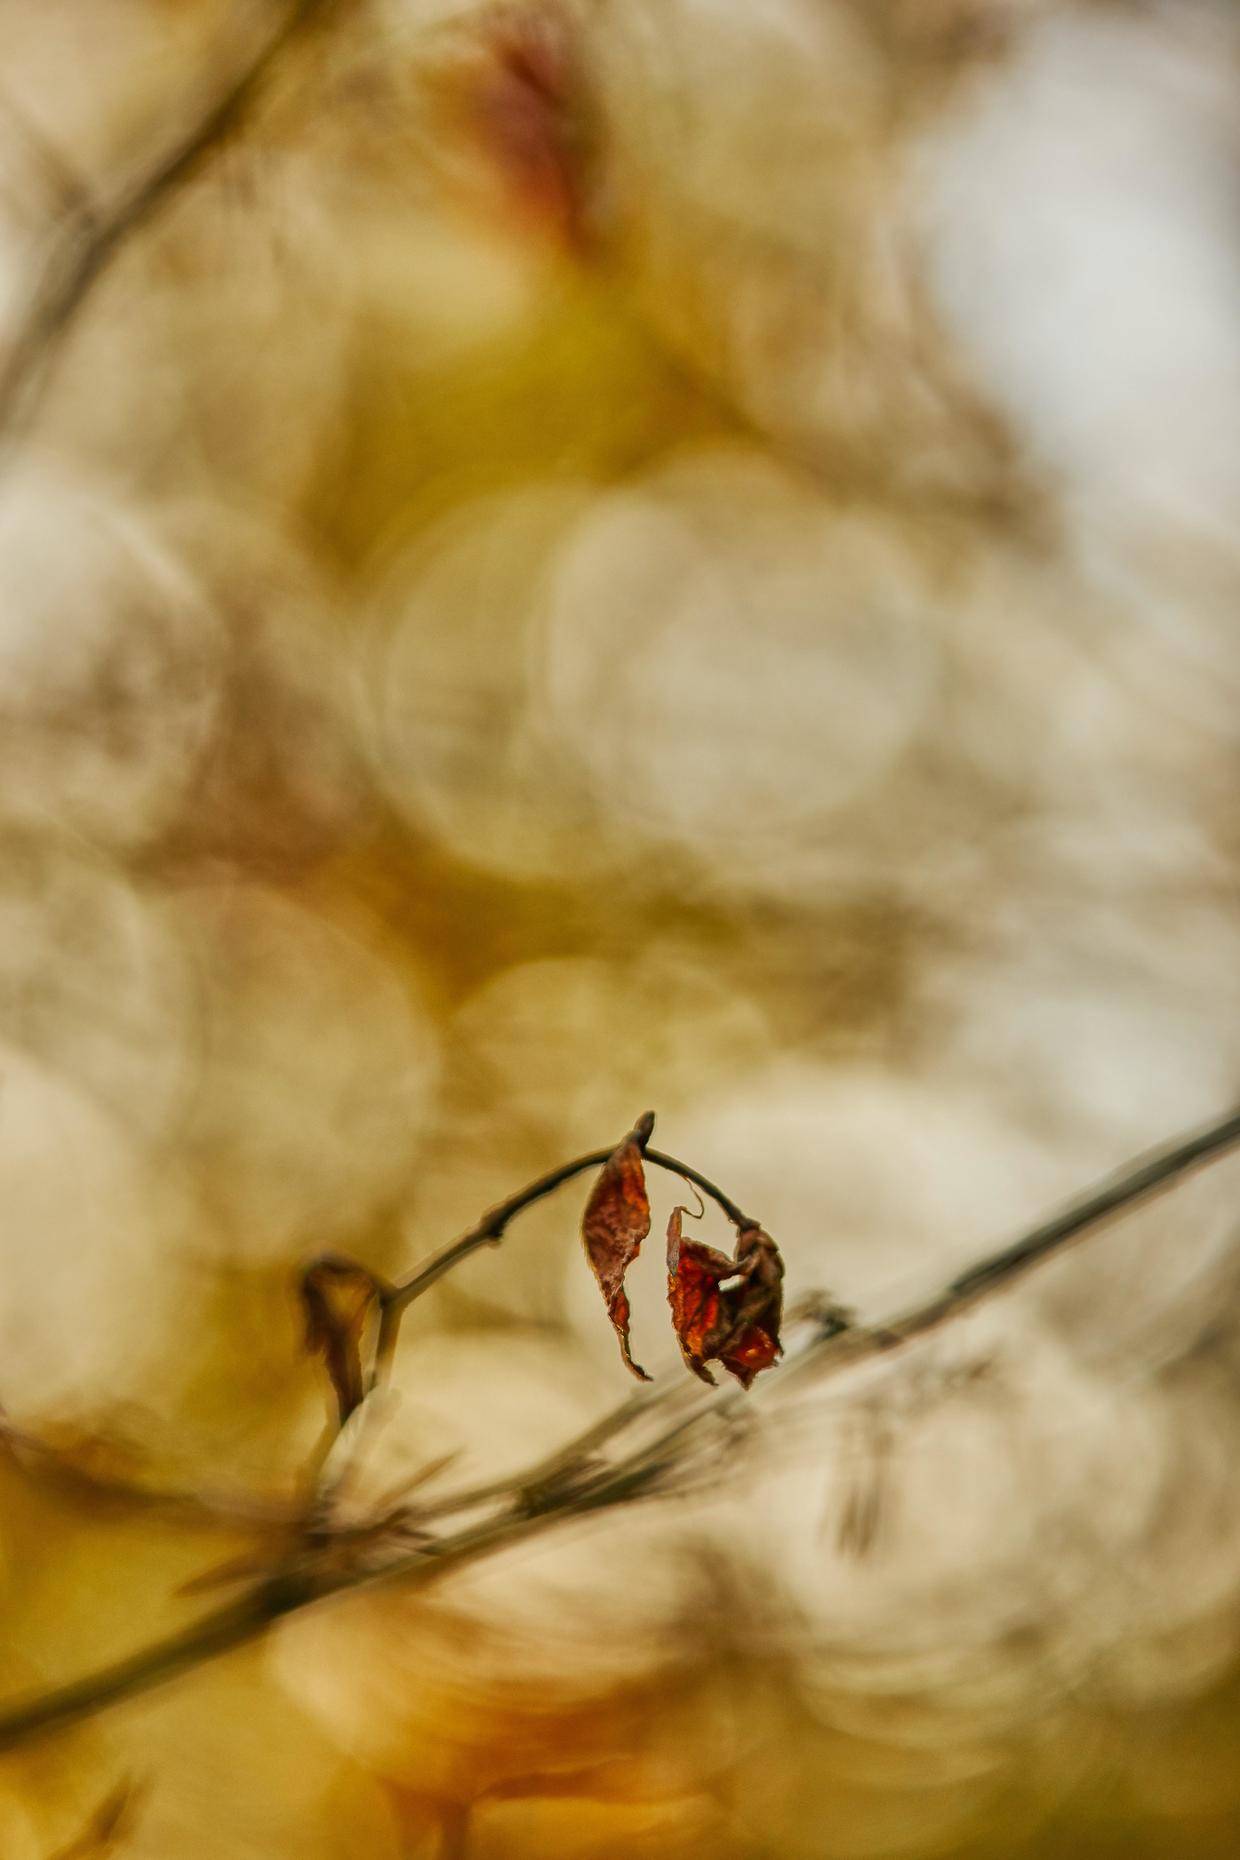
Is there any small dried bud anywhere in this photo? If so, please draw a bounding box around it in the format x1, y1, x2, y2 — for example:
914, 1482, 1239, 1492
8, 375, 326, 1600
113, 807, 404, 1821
299, 1254, 383, 1425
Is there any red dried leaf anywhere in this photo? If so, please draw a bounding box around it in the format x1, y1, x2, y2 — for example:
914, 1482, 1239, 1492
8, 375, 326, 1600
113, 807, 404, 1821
466, 6, 598, 252
665, 1207, 733, 1387
667, 1209, 784, 1390
581, 1113, 654, 1380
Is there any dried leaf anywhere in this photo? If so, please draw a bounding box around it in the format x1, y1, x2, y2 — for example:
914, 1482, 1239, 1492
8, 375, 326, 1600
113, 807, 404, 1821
299, 1254, 382, 1425
468, 5, 598, 252
581, 1113, 654, 1380
664, 1208, 732, 1387
667, 1209, 784, 1389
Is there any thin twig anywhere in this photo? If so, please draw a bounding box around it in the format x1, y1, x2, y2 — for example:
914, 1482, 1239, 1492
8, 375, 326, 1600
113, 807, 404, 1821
3, 1100, 1239, 1754
307, 1117, 746, 1547
0, 0, 335, 450
371, 1119, 753, 1385
0, 1421, 305, 1534
47, 1777, 145, 1860
3, 1124, 743, 1535
387, 1137, 752, 1314
948, 1106, 1240, 1300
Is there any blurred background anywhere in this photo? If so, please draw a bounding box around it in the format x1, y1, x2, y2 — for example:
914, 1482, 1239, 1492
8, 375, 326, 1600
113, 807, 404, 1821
0, 0, 1239, 1853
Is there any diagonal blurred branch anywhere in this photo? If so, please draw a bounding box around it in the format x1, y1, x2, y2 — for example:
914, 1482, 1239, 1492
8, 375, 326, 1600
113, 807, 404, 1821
0, 0, 336, 451
2, 1100, 1239, 1754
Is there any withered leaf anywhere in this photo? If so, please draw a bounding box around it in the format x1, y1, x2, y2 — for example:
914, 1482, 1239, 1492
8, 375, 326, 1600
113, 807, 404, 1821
581, 1113, 654, 1380
667, 1208, 784, 1389
468, 6, 598, 253
299, 1254, 382, 1425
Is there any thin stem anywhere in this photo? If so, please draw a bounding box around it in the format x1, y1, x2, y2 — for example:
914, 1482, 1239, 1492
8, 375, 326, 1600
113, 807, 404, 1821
0, 1586, 296, 1754
13, 1122, 749, 1517
384, 1140, 751, 1319
3, 1101, 1239, 1755
412, 1384, 673, 1527
0, 1422, 305, 1534
645, 1149, 753, 1230
948, 1106, 1240, 1300
370, 1120, 754, 1391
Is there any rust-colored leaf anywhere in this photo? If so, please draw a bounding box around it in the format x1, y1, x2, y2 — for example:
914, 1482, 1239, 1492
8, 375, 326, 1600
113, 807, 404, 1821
581, 1113, 654, 1380
667, 1209, 784, 1389
665, 1206, 732, 1386
468, 6, 598, 252
299, 1254, 382, 1425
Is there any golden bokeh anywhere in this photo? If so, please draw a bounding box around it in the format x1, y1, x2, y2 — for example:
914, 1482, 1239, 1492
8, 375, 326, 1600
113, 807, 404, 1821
1, 0, 1239, 1854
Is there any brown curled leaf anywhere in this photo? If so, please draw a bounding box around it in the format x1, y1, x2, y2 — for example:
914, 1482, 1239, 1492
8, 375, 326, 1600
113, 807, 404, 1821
299, 1254, 383, 1426
665, 1206, 732, 1386
581, 1113, 654, 1380
667, 1209, 784, 1390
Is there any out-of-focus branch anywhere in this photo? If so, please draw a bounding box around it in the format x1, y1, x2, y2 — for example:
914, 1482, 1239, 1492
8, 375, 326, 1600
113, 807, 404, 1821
0, 0, 335, 450
47, 1778, 144, 1860
0, 1420, 304, 1533
2, 1100, 1240, 1755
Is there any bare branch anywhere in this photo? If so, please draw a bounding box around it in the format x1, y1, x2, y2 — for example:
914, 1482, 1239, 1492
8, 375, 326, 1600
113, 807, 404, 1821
3, 1121, 750, 1536
2, 1100, 1239, 1755
387, 1127, 753, 1318
369, 1114, 755, 1391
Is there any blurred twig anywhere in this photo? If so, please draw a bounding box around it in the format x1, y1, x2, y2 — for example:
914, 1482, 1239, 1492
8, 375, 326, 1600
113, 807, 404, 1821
0, 1420, 305, 1533
47, 1777, 144, 1859
0, 0, 335, 451
2, 1100, 1240, 1753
